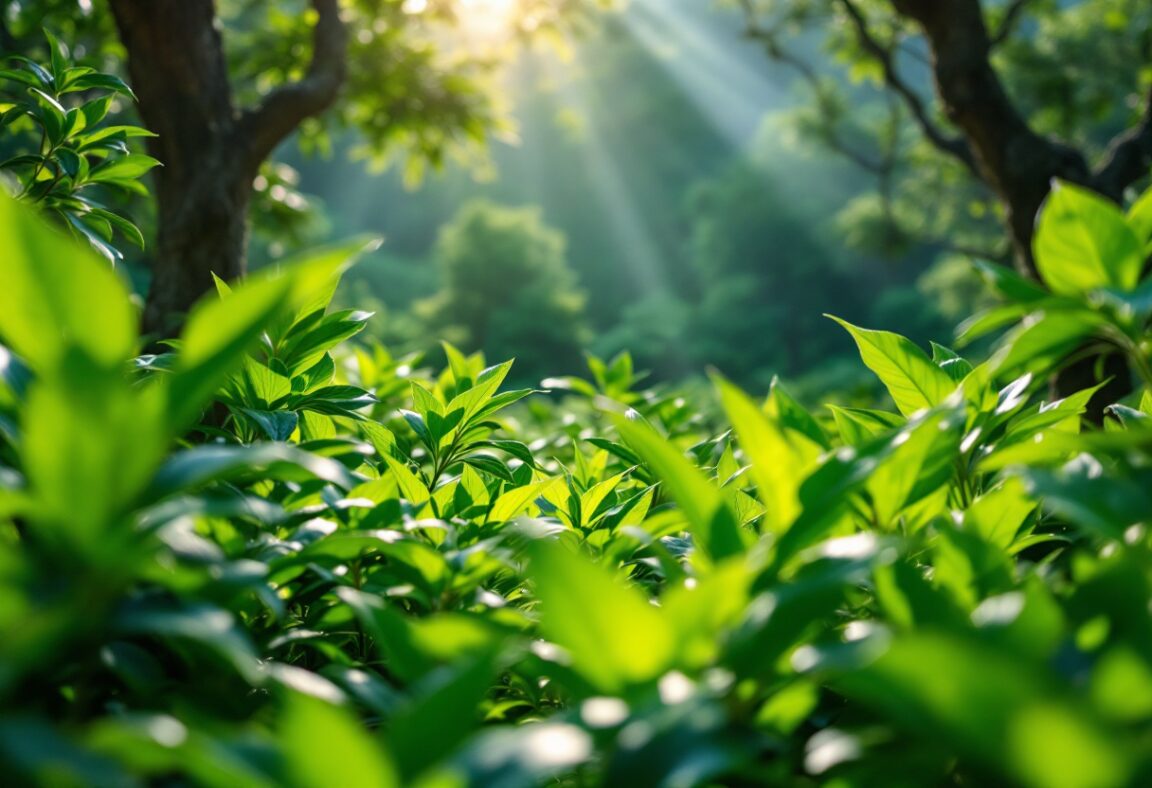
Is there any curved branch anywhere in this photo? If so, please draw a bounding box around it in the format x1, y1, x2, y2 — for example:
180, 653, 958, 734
837, 0, 977, 177
1092, 88, 1152, 200
989, 0, 1033, 47
738, 2, 887, 173
237, 0, 347, 170
885, 0, 1093, 272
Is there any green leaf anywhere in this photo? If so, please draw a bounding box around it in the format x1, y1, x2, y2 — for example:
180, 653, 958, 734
614, 415, 747, 562
489, 477, 564, 522
8, 56, 54, 88
460, 453, 515, 483
827, 405, 903, 446
389, 650, 503, 781
113, 602, 261, 684
865, 406, 963, 527
168, 274, 293, 429
1125, 184, 1152, 247
1002, 382, 1105, 443
835, 632, 1132, 788
975, 261, 1050, 303
956, 302, 1034, 346
361, 421, 397, 460
79, 94, 113, 128
714, 375, 813, 534
61, 72, 135, 97
145, 443, 357, 501
399, 409, 433, 449
21, 359, 166, 546
75, 124, 157, 151
1013, 456, 1152, 542
382, 455, 430, 508
441, 341, 474, 391
768, 379, 830, 449
526, 539, 675, 694
829, 316, 957, 416
264, 237, 381, 346
770, 409, 954, 569
240, 408, 299, 441
0, 68, 44, 89
1105, 403, 1150, 427
963, 478, 1037, 550
990, 310, 1106, 376
280, 693, 398, 788
277, 309, 373, 375
447, 723, 593, 788
930, 342, 974, 382
577, 470, 629, 525
1034, 180, 1143, 295
290, 385, 377, 417
88, 153, 162, 182
88, 208, 146, 248
42, 30, 67, 83
0, 192, 136, 372
446, 360, 514, 422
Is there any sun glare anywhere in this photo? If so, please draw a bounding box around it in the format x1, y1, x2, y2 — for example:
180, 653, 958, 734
456, 0, 521, 39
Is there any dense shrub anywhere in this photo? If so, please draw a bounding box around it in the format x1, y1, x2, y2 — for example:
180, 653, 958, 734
1, 180, 1151, 787
414, 200, 589, 384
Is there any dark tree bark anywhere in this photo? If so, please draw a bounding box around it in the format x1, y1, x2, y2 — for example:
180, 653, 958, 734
107, 0, 347, 334
857, 0, 1151, 415
885, 0, 1100, 271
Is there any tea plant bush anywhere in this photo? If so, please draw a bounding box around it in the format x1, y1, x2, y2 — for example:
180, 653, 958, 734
1, 179, 1151, 788
0, 32, 157, 263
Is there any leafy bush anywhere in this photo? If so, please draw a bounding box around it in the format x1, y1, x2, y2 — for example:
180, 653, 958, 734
962, 181, 1152, 393
0, 32, 157, 263
1, 179, 1152, 788
684, 162, 869, 384
415, 200, 589, 383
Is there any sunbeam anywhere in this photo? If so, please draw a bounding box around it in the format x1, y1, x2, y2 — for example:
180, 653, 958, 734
621, 0, 788, 149
538, 54, 673, 297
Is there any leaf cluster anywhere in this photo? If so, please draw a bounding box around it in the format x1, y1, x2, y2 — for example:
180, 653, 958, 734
0, 31, 156, 263
2, 182, 1152, 786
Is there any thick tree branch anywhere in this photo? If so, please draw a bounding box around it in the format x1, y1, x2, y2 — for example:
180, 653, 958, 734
738, 1, 887, 173
837, 0, 978, 177
989, 0, 1033, 47
885, 0, 1091, 271
1092, 88, 1152, 200
238, 0, 347, 170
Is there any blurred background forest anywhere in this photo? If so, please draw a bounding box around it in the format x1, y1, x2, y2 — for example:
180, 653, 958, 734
276, 0, 956, 395
4, 0, 1147, 397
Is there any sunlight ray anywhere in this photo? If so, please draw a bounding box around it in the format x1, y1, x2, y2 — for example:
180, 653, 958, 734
539, 56, 673, 296
622, 0, 788, 149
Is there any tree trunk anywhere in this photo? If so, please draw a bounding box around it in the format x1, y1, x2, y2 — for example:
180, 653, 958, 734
144, 157, 253, 334
888, 0, 1142, 417
107, 0, 246, 333
887, 0, 1094, 273
108, 0, 346, 335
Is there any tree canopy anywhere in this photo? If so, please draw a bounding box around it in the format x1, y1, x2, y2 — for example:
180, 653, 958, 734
3, 0, 607, 327
735, 0, 1152, 266
416, 199, 588, 379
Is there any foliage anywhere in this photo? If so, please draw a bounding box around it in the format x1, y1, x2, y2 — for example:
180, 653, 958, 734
12, 1, 608, 182
415, 199, 589, 382
0, 31, 157, 262
684, 161, 868, 384
734, 0, 1152, 261
3, 179, 1152, 788
962, 180, 1152, 391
